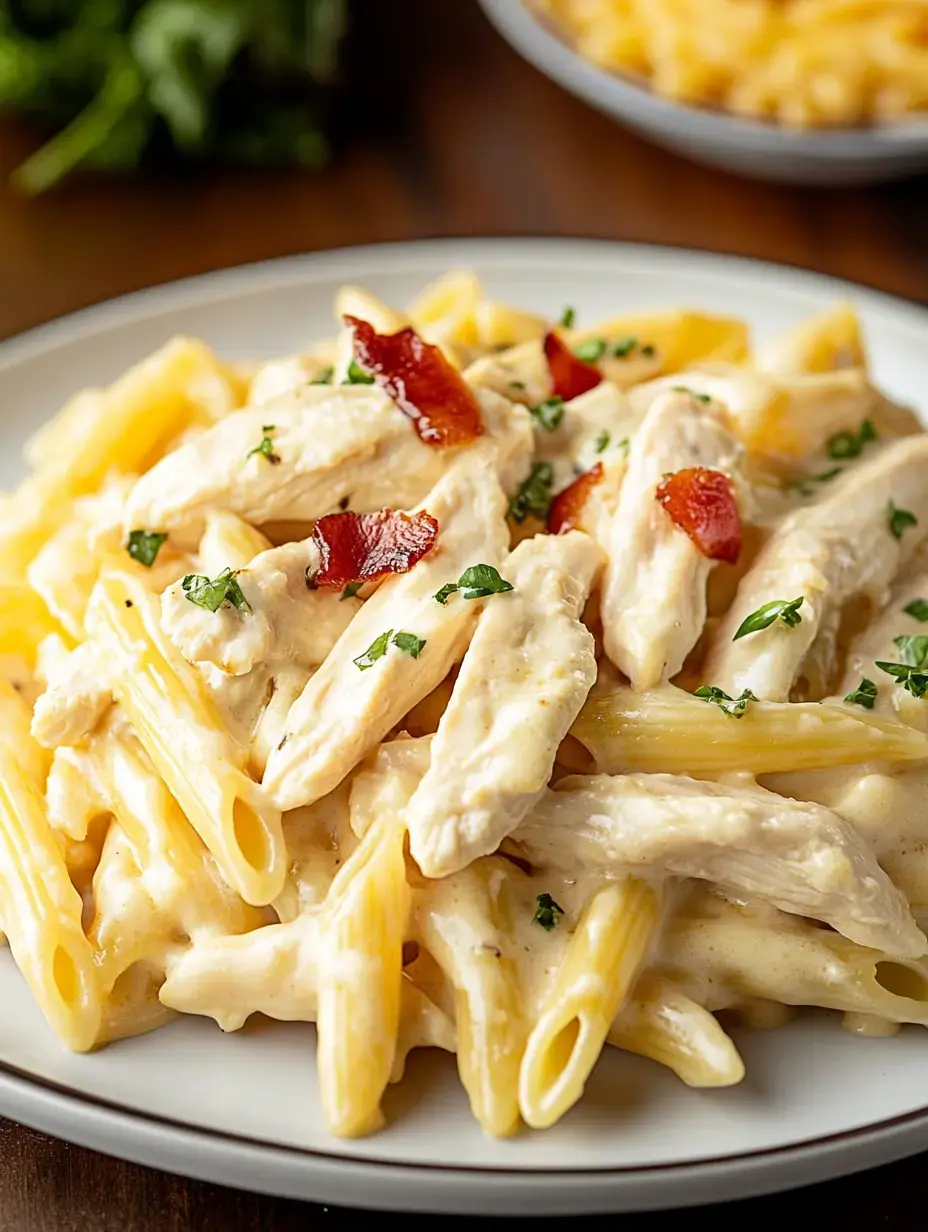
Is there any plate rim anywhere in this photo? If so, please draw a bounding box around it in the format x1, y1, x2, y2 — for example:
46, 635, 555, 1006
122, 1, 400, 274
3, 235, 928, 1209
477, 0, 928, 155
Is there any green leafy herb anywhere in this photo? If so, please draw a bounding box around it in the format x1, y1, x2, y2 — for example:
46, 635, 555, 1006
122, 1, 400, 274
573, 338, 606, 363
826, 419, 877, 460
617, 436, 630, 458
310, 366, 334, 385
353, 629, 393, 671
733, 596, 804, 641
904, 599, 928, 623
889, 501, 918, 540
845, 678, 878, 709
247, 424, 280, 464
611, 335, 637, 358
875, 661, 928, 699
783, 467, 843, 495
458, 564, 514, 600
182, 568, 252, 615
340, 582, 363, 601
671, 385, 711, 405
528, 397, 565, 432
893, 635, 928, 668
508, 380, 526, 391
433, 583, 459, 606
509, 461, 555, 523
594, 430, 611, 454
343, 359, 375, 386
392, 631, 426, 659
694, 685, 757, 718
640, 343, 656, 357
533, 893, 564, 932
558, 307, 576, 329
126, 529, 167, 568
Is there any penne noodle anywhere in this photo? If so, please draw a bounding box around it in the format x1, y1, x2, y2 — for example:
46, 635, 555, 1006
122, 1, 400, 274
85, 571, 285, 906
572, 683, 928, 775
519, 876, 659, 1128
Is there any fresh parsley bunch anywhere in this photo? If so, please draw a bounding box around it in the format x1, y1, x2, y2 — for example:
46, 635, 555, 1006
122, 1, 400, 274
0, 0, 346, 193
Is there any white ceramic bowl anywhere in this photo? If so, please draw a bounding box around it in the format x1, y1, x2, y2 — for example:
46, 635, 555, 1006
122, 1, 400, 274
479, 0, 928, 186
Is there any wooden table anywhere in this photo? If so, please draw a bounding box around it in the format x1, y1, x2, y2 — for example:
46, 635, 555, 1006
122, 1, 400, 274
0, 1, 926, 1227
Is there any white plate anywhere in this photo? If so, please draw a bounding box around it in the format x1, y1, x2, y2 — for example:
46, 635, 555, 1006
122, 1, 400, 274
479, 0, 928, 186
3, 239, 928, 1215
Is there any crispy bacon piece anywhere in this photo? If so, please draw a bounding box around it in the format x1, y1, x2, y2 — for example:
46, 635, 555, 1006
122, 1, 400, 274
312, 509, 439, 587
344, 315, 484, 447
543, 331, 602, 402
548, 463, 604, 535
655, 467, 741, 564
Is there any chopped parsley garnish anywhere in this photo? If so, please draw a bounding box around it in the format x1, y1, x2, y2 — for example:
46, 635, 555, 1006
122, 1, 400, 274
392, 631, 426, 659
508, 380, 526, 391
340, 582, 363, 601
893, 634, 928, 668
826, 419, 877, 460
694, 684, 757, 718
594, 430, 611, 454
640, 343, 656, 357
671, 385, 711, 405
126, 530, 167, 568
904, 599, 928, 622
247, 425, 280, 465
733, 596, 804, 641
182, 569, 252, 615
558, 306, 576, 329
617, 436, 630, 457
533, 893, 564, 932
783, 467, 843, 495
573, 338, 606, 363
353, 629, 393, 671
845, 678, 878, 709
343, 360, 375, 386
509, 461, 555, 523
310, 366, 334, 385
874, 635, 928, 698
611, 335, 637, 358
889, 501, 917, 540
528, 397, 565, 432
434, 564, 514, 605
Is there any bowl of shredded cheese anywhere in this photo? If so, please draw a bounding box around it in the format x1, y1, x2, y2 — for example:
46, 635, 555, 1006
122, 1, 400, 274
479, 0, 928, 185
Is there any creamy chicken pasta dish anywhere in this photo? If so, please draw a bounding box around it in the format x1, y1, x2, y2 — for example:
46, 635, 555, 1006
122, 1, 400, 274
3, 271, 928, 1139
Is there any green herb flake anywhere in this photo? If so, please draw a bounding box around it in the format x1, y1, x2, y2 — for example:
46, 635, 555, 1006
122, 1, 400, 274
310, 366, 334, 385
694, 684, 757, 718
845, 678, 878, 709
458, 564, 514, 600
533, 893, 564, 932
617, 436, 630, 458
611, 335, 638, 358
640, 343, 656, 357
733, 596, 804, 641
558, 307, 576, 329
247, 425, 280, 464
671, 385, 711, 405
826, 419, 878, 461
573, 338, 606, 364
509, 461, 555, 523
433, 583, 459, 606
528, 397, 565, 432
182, 569, 253, 615
893, 635, 928, 668
904, 599, 928, 623
353, 629, 393, 671
782, 467, 843, 495
126, 530, 167, 568
594, 430, 611, 454
392, 631, 426, 659
889, 501, 918, 540
344, 360, 375, 386
340, 582, 363, 601
508, 380, 526, 391
875, 660, 928, 699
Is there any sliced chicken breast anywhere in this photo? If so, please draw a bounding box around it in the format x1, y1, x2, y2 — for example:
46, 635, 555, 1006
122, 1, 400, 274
263, 446, 511, 810
600, 391, 744, 690
406, 531, 602, 879
515, 772, 926, 958
703, 435, 928, 702
31, 640, 113, 749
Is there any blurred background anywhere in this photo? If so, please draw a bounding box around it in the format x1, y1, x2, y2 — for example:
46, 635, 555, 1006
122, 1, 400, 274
0, 0, 925, 345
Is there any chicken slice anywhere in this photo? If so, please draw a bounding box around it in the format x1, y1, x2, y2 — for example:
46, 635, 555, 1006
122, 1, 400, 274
262, 446, 511, 810
515, 772, 926, 958
124, 382, 531, 539
702, 435, 928, 702
599, 390, 744, 690
161, 538, 361, 677
31, 639, 113, 749
405, 531, 602, 878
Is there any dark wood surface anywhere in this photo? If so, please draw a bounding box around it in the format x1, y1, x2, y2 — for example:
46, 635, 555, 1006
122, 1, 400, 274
0, 1, 927, 1227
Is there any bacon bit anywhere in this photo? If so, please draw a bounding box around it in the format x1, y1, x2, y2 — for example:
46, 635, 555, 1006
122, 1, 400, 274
548, 463, 604, 534
312, 509, 439, 587
655, 467, 741, 564
543, 331, 602, 402
344, 316, 484, 447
